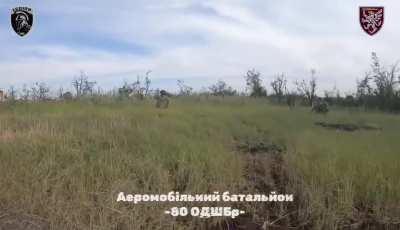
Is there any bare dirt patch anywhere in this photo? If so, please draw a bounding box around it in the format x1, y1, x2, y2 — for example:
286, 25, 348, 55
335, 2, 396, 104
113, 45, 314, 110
219, 139, 309, 230
315, 122, 381, 132
0, 130, 16, 143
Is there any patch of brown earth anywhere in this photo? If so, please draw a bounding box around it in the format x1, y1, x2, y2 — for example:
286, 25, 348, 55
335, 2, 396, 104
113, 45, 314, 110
314, 122, 381, 132
221, 139, 309, 230
0, 130, 16, 143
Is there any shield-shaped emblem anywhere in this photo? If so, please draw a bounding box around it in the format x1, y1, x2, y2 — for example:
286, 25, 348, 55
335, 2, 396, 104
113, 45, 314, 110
11, 7, 33, 37
359, 7, 384, 36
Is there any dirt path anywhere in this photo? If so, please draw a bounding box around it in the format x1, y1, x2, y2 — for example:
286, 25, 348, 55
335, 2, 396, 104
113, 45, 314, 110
220, 139, 309, 230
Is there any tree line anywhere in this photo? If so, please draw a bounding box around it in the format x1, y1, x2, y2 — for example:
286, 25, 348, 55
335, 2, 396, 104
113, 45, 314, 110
240, 52, 400, 112
1, 52, 399, 112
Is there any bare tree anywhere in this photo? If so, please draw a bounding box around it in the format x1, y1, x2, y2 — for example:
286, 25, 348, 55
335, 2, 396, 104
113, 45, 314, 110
144, 70, 152, 97
38, 83, 50, 101
72, 71, 96, 97
136, 76, 146, 100
83, 80, 97, 96
295, 69, 317, 106
356, 73, 373, 107
370, 52, 399, 109
31, 84, 38, 101
31, 82, 50, 101
245, 69, 267, 97
177, 80, 193, 96
117, 71, 152, 100
270, 73, 287, 103
72, 71, 85, 97
7, 86, 17, 101
356, 74, 373, 97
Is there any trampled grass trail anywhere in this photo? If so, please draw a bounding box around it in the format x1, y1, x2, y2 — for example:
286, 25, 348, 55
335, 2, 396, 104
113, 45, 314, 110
0, 97, 399, 229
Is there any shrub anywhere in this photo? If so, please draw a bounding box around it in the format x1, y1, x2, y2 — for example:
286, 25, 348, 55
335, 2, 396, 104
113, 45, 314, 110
312, 100, 329, 114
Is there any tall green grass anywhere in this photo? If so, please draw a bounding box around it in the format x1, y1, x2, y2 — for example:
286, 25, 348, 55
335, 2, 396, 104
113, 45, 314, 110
0, 98, 399, 229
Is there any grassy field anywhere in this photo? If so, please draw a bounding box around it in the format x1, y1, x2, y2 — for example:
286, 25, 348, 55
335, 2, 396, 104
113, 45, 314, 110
0, 97, 399, 229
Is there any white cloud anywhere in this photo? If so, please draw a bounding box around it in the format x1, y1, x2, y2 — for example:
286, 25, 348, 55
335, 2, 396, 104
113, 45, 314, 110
1, 0, 400, 94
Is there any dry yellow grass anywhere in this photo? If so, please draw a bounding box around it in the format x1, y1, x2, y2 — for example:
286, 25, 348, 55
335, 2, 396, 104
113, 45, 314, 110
0, 98, 399, 229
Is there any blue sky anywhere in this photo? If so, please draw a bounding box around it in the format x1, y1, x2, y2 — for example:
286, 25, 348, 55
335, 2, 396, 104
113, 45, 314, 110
0, 0, 399, 94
